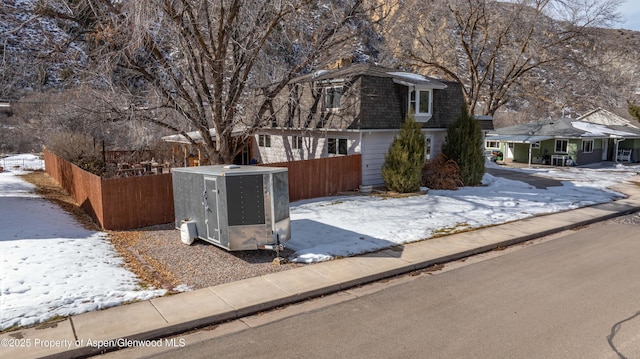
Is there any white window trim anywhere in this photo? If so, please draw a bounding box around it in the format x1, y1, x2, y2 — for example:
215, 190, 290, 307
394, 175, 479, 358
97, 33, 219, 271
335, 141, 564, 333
409, 87, 433, 122
291, 135, 303, 149
555, 139, 568, 153
485, 141, 500, 148
582, 139, 594, 153
258, 134, 271, 148
324, 86, 343, 111
327, 137, 348, 156
425, 136, 432, 161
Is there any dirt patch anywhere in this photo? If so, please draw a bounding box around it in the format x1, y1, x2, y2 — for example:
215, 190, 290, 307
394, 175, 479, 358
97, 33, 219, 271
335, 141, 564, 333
107, 230, 180, 291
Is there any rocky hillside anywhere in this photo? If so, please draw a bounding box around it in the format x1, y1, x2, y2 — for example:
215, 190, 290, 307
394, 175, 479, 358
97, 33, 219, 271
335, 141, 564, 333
1, 0, 639, 126
487, 24, 640, 127
511, 26, 640, 125
0, 0, 86, 98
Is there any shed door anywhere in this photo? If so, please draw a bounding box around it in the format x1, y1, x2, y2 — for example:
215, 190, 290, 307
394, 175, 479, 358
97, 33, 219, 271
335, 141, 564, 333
204, 178, 220, 243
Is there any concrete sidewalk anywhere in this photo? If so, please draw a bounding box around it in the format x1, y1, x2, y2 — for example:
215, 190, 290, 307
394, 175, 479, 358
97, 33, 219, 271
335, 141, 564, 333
4, 181, 640, 359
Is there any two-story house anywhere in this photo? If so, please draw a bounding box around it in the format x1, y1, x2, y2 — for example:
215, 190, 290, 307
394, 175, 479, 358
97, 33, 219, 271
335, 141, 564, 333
253, 63, 476, 186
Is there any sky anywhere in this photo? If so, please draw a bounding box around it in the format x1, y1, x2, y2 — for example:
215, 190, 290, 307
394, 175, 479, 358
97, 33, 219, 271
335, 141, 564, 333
619, 0, 640, 30
2, 153, 640, 330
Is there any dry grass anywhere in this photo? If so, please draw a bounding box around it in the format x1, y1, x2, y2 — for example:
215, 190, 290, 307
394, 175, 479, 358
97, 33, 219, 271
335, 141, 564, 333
19, 170, 177, 291
422, 153, 464, 190
373, 190, 428, 199
108, 230, 180, 291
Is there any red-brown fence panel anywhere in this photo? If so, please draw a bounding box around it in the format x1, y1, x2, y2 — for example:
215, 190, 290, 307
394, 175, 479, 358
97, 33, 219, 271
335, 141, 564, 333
45, 150, 360, 229
44, 150, 104, 225
44, 150, 173, 230
262, 155, 362, 201
101, 174, 174, 230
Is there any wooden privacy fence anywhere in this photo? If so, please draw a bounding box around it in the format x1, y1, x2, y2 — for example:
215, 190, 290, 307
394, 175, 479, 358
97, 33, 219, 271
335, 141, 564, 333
45, 150, 361, 230
44, 150, 174, 230
262, 155, 362, 202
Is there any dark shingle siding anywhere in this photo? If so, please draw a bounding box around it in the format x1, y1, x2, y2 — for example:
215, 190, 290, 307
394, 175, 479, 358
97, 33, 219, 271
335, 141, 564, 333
271, 64, 465, 131
296, 63, 397, 83
358, 76, 404, 129
425, 81, 464, 129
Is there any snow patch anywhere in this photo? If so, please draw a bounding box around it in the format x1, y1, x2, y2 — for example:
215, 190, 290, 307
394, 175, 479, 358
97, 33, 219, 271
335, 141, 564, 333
0, 162, 165, 330
571, 121, 637, 137
286, 162, 637, 263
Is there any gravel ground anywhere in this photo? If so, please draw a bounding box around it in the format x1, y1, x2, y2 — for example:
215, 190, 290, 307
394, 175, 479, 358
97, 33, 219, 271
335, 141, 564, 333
131, 223, 305, 291
21, 171, 305, 293
23, 170, 640, 296
126, 212, 640, 291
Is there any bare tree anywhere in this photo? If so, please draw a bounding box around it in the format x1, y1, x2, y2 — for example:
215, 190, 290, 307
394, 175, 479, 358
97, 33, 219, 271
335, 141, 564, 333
1, 0, 86, 99
37, 0, 382, 164
381, 0, 623, 117
0, 82, 179, 162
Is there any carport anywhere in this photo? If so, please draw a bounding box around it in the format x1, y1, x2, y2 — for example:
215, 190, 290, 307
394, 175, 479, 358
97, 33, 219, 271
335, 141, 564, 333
484, 134, 554, 167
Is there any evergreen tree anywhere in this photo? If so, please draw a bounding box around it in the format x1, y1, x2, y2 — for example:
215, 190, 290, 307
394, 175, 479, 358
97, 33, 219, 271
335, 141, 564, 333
381, 116, 425, 193
629, 101, 640, 122
441, 104, 485, 186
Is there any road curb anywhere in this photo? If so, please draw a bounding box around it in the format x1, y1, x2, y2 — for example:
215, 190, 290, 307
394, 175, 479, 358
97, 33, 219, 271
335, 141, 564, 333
12, 187, 640, 359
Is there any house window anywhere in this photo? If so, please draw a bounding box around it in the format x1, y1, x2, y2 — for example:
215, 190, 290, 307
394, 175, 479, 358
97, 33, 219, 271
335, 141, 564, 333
258, 134, 271, 147
291, 135, 303, 149
324, 86, 343, 110
485, 141, 500, 148
328, 138, 348, 156
532, 141, 540, 148
582, 139, 594, 153
555, 139, 568, 153
409, 88, 432, 117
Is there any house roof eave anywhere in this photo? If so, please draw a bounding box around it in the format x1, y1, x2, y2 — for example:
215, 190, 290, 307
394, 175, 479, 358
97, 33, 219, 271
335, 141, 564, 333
161, 127, 245, 144
390, 77, 448, 90
485, 134, 555, 143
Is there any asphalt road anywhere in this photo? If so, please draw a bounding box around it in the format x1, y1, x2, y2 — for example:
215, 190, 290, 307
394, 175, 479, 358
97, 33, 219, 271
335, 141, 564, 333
105, 215, 640, 359
485, 167, 564, 189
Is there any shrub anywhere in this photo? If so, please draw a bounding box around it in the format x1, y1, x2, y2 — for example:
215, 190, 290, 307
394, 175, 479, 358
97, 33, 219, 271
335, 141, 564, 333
381, 116, 425, 193
629, 100, 640, 122
46, 132, 105, 175
422, 153, 464, 190
441, 104, 485, 186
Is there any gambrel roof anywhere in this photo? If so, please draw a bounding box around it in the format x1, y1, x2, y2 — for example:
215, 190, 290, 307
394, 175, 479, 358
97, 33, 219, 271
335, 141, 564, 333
286, 63, 467, 130
298, 63, 447, 88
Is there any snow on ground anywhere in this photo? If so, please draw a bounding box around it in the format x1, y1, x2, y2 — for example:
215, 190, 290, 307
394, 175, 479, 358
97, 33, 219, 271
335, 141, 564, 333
286, 160, 640, 263
0, 154, 166, 331
0, 153, 45, 175
2, 153, 640, 330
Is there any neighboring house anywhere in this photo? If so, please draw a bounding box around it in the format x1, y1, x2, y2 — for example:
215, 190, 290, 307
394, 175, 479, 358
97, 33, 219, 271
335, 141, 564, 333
162, 128, 251, 166
486, 108, 640, 166
254, 63, 483, 186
